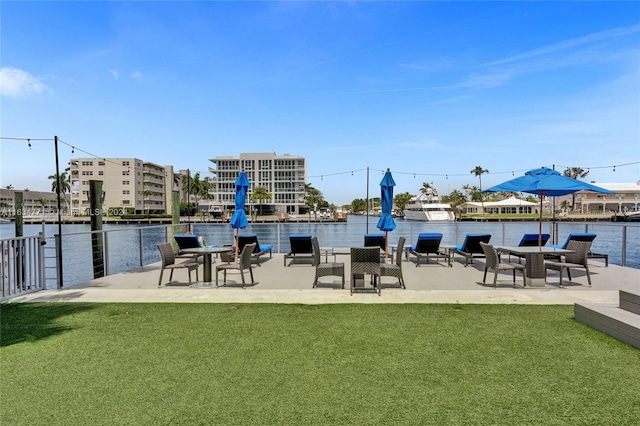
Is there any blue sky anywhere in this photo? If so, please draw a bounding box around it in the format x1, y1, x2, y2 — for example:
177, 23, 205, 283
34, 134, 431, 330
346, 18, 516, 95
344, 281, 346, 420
1, 1, 639, 205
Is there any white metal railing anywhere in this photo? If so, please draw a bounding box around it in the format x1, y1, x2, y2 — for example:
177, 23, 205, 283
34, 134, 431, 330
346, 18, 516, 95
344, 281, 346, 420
1, 233, 46, 299
1, 220, 638, 298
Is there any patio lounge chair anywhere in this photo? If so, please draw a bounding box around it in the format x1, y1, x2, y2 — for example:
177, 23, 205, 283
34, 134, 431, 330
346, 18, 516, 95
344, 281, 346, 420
237, 234, 273, 266
453, 233, 491, 266
408, 233, 451, 267
311, 236, 344, 288
284, 234, 314, 266
479, 242, 526, 288
380, 236, 406, 289
548, 232, 607, 266
156, 243, 199, 286
351, 246, 381, 295
216, 243, 256, 288
509, 233, 550, 262
545, 240, 592, 287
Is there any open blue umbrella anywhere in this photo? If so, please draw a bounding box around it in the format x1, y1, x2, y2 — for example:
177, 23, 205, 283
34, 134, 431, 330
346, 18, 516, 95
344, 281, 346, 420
483, 168, 614, 246
376, 168, 396, 259
230, 170, 250, 257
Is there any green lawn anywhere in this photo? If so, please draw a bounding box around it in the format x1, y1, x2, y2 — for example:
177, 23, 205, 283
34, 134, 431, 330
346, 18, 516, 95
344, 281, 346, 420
2, 303, 638, 425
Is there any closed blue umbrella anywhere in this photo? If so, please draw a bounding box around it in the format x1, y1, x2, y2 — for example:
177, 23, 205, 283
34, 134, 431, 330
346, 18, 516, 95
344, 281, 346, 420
484, 168, 614, 246
230, 170, 250, 257
377, 168, 396, 259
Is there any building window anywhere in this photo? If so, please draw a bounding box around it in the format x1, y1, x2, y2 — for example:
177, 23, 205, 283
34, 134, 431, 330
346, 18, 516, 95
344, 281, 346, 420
81, 161, 93, 166
82, 171, 93, 176
122, 161, 130, 166
98, 171, 104, 176
123, 190, 130, 195
123, 180, 130, 185
122, 200, 130, 205
98, 161, 105, 166
122, 170, 130, 176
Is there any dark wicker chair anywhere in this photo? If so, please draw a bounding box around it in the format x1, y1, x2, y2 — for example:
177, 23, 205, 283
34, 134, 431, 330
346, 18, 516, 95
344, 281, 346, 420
545, 240, 592, 287
156, 243, 199, 286
350, 246, 381, 295
380, 236, 406, 289
311, 236, 344, 288
215, 243, 256, 288
479, 242, 526, 288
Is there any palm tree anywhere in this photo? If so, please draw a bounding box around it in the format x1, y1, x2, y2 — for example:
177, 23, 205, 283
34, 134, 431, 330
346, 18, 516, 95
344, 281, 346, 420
48, 168, 71, 209
4, 184, 13, 190
304, 184, 324, 221
470, 166, 489, 211
250, 185, 271, 216
419, 182, 434, 195
563, 167, 589, 210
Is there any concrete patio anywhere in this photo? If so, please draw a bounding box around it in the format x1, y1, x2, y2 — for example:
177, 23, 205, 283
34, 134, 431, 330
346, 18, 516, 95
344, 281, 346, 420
9, 251, 639, 305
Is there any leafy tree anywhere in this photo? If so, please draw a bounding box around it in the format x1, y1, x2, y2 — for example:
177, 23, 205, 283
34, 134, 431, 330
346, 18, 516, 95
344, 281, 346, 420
462, 184, 482, 202
563, 167, 589, 210
393, 192, 413, 212
250, 185, 271, 215
350, 198, 366, 213
442, 189, 467, 207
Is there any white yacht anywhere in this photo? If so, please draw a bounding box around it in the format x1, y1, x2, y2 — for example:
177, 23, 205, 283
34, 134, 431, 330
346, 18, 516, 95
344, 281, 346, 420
403, 188, 455, 221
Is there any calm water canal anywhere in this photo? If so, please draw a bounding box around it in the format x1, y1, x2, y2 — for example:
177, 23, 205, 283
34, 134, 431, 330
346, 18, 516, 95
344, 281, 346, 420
1, 216, 638, 289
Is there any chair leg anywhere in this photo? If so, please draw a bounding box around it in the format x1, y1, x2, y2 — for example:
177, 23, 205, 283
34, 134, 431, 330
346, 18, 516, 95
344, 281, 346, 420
512, 269, 516, 287
585, 265, 592, 286
558, 267, 564, 287
567, 268, 572, 281
169, 270, 174, 282
482, 267, 488, 285
493, 271, 498, 288
240, 271, 245, 289
249, 267, 254, 284
188, 269, 192, 284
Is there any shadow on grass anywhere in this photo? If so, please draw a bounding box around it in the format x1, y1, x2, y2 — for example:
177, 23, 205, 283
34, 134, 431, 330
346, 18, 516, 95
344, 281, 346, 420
0, 303, 96, 347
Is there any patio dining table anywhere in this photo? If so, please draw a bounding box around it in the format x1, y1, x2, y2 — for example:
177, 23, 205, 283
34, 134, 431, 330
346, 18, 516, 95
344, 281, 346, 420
182, 246, 233, 283
496, 246, 572, 288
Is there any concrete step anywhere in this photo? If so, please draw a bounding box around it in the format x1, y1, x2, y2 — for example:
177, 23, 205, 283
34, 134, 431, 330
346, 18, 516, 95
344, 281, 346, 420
620, 290, 640, 315
574, 302, 640, 349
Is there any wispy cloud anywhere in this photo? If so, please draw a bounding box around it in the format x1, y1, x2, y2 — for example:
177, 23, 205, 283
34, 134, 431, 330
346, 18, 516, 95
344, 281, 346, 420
130, 70, 143, 82
482, 23, 640, 68
109, 69, 119, 80
0, 67, 53, 98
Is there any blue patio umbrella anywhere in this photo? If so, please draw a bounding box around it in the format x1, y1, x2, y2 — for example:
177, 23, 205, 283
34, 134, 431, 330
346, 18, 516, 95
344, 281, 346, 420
483, 168, 614, 246
230, 170, 250, 257
376, 168, 396, 259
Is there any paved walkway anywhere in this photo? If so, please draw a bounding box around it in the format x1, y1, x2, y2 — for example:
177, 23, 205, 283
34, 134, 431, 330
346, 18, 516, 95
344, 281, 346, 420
8, 253, 639, 305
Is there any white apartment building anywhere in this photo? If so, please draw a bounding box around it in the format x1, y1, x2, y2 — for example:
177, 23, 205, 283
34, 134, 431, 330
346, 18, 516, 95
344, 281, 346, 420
69, 158, 174, 216
209, 153, 307, 215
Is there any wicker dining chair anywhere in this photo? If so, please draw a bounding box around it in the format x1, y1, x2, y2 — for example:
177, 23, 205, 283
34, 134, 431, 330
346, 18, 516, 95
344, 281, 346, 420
380, 236, 406, 289
479, 242, 526, 288
350, 246, 382, 295
156, 243, 199, 286
311, 236, 345, 288
215, 243, 256, 288
545, 240, 592, 287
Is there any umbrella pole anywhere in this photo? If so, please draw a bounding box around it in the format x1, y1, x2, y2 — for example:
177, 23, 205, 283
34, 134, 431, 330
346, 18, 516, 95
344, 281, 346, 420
538, 195, 543, 247
235, 229, 239, 259
385, 231, 389, 261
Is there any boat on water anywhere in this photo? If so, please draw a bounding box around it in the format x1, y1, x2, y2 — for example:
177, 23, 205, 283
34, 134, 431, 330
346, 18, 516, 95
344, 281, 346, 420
403, 188, 455, 221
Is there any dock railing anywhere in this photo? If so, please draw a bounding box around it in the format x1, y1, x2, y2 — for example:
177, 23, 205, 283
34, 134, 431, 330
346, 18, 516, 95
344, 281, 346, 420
1, 220, 638, 299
